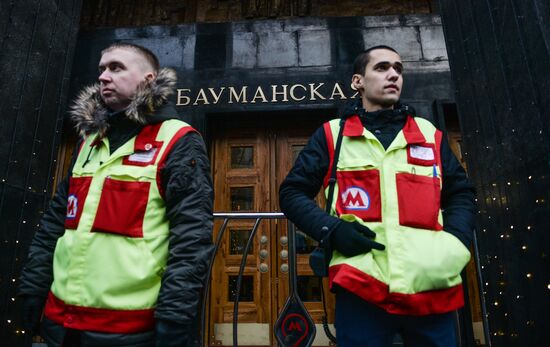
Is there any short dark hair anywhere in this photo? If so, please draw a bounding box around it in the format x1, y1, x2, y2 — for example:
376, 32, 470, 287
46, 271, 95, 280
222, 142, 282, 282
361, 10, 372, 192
102, 42, 160, 72
353, 45, 400, 75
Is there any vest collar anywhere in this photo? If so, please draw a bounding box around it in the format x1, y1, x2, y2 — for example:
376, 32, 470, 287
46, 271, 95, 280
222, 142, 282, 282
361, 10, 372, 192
343, 114, 425, 144
87, 123, 164, 168
402, 116, 427, 144
343, 115, 364, 137
134, 123, 163, 152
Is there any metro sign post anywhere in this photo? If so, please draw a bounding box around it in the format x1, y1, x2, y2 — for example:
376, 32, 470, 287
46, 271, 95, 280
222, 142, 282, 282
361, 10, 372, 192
274, 223, 316, 347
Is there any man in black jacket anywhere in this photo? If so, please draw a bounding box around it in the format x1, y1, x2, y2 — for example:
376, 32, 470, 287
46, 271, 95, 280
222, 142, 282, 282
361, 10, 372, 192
279, 46, 476, 346
19, 43, 213, 347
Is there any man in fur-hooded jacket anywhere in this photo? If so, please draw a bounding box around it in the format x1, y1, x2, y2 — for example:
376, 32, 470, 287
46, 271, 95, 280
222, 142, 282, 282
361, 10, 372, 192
19, 43, 214, 347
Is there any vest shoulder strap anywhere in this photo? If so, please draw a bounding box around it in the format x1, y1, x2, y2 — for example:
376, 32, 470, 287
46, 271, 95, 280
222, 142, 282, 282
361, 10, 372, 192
323, 118, 346, 214
154, 119, 198, 198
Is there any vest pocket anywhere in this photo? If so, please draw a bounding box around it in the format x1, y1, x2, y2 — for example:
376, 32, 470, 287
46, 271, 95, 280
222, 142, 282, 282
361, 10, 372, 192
92, 178, 150, 238
65, 176, 92, 230
336, 170, 382, 222
396, 172, 441, 230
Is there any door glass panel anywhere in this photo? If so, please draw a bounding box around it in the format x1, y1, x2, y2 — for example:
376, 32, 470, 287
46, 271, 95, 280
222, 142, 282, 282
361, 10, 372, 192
231, 146, 254, 168
297, 276, 322, 302
295, 229, 318, 254
228, 275, 254, 302
230, 187, 254, 211
230, 229, 253, 255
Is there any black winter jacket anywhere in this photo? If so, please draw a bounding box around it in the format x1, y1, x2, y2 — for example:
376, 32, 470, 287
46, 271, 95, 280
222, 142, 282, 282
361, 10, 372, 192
279, 100, 476, 248
19, 69, 213, 346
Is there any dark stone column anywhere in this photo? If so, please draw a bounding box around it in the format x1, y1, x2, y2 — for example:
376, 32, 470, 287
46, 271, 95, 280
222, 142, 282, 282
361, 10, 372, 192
0, 1, 83, 345
439, 0, 550, 346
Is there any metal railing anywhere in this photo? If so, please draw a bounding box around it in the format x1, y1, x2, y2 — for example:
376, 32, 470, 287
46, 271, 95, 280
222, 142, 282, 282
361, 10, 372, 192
201, 212, 287, 347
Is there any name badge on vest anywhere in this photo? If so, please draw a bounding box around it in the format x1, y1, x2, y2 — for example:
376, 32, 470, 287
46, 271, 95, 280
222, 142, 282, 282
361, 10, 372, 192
410, 145, 434, 160
407, 144, 436, 166
123, 145, 159, 166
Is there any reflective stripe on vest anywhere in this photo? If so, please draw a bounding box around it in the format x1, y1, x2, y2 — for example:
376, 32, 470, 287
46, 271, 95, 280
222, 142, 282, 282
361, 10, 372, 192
45, 119, 196, 333
324, 115, 471, 316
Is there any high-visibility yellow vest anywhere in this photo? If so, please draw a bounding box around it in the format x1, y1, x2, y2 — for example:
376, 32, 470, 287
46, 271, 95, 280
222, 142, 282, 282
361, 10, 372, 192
44, 119, 196, 333
324, 115, 471, 315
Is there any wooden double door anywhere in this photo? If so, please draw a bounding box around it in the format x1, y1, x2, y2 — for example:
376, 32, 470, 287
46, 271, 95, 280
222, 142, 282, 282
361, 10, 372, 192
207, 113, 335, 346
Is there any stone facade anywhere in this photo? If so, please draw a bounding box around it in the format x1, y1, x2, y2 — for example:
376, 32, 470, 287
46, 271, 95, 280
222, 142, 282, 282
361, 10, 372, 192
72, 14, 452, 132
80, 0, 438, 28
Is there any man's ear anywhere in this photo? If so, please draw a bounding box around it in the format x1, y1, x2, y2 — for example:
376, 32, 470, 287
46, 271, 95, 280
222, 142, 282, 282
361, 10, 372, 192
145, 72, 156, 82
351, 74, 364, 92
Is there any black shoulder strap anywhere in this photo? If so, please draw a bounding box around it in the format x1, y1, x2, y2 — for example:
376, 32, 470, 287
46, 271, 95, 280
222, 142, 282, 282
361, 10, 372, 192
318, 118, 347, 344
325, 118, 346, 214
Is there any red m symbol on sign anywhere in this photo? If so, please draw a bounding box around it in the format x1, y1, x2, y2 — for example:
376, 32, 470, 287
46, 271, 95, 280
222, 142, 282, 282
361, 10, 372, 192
287, 321, 302, 332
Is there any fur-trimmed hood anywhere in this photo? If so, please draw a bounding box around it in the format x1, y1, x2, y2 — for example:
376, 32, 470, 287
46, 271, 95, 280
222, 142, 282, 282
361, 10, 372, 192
70, 68, 177, 138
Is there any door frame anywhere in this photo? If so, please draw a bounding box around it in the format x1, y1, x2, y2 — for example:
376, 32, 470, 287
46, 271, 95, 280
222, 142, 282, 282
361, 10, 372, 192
204, 109, 336, 346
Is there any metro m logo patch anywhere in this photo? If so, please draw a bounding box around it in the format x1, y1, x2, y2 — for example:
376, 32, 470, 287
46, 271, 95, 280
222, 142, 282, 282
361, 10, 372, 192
67, 195, 78, 219
335, 170, 382, 222
341, 186, 370, 210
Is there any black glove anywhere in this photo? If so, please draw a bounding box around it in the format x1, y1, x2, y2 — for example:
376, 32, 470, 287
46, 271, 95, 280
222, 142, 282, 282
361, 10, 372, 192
331, 221, 385, 257
20, 295, 45, 335
155, 319, 192, 347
